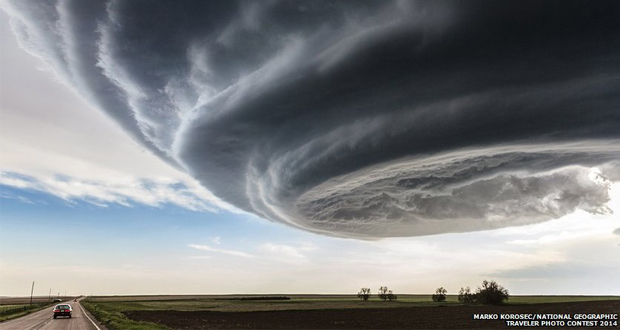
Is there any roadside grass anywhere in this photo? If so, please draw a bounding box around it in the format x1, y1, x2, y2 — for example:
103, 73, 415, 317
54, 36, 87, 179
0, 303, 55, 322
81, 300, 166, 330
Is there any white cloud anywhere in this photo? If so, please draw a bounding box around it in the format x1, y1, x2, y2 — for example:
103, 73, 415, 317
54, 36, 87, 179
187, 244, 253, 258
0, 190, 35, 204
494, 183, 620, 246
187, 256, 213, 260
0, 171, 219, 211
257, 242, 314, 263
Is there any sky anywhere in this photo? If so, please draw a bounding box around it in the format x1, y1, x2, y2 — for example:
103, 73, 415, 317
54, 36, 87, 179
0, 0, 619, 297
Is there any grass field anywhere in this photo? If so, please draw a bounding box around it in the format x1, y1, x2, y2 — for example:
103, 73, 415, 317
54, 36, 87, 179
0, 296, 70, 305
80, 295, 620, 330
0, 302, 55, 322
81, 300, 166, 330
0, 305, 28, 312
86, 294, 620, 306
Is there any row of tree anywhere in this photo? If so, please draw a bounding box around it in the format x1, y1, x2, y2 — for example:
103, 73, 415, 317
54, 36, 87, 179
357, 280, 509, 305
432, 280, 509, 305
357, 286, 397, 301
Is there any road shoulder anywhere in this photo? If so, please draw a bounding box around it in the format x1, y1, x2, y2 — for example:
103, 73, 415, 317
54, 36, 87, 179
78, 300, 109, 330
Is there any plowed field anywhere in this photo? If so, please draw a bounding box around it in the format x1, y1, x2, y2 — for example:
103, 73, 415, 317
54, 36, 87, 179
124, 300, 619, 329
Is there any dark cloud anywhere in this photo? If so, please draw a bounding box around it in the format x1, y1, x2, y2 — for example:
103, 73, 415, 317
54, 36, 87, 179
613, 228, 620, 236
3, 0, 619, 238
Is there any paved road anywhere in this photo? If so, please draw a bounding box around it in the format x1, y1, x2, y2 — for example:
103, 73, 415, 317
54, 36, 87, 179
0, 299, 106, 330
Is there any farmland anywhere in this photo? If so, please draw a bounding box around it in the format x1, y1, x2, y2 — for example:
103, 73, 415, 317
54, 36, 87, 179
0, 296, 76, 322
80, 295, 620, 330
0, 302, 55, 322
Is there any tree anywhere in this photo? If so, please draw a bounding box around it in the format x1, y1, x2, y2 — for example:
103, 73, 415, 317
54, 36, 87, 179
476, 280, 509, 305
377, 287, 397, 301
378, 286, 389, 301
357, 287, 371, 301
387, 290, 397, 301
431, 287, 447, 302
458, 286, 476, 304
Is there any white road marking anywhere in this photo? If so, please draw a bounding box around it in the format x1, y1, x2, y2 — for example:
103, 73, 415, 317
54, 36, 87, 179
78, 302, 101, 330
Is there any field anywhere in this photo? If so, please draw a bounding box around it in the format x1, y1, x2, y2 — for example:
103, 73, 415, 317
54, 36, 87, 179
0, 302, 56, 322
0, 296, 77, 322
80, 295, 620, 330
0, 296, 71, 305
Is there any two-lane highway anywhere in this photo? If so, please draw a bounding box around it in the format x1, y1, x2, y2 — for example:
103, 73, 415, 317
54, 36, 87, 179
0, 299, 106, 330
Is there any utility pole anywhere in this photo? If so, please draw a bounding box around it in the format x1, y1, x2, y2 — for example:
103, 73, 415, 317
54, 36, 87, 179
30, 281, 35, 305
49, 288, 52, 302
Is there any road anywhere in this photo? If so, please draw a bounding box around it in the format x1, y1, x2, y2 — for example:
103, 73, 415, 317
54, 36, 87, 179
0, 299, 106, 330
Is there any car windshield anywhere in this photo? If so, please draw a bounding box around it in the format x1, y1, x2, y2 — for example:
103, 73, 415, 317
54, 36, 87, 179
56, 305, 70, 309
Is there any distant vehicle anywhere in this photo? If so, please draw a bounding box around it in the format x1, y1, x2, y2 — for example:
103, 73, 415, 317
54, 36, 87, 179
53, 298, 62, 302
52, 304, 72, 319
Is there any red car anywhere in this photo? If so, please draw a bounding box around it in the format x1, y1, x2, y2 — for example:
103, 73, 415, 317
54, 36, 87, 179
52, 304, 72, 319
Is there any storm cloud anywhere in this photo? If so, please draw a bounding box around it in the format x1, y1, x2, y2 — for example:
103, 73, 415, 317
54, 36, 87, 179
3, 0, 619, 238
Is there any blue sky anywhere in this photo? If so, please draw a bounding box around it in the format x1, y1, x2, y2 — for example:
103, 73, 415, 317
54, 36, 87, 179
2, 181, 619, 296
1, 2, 620, 297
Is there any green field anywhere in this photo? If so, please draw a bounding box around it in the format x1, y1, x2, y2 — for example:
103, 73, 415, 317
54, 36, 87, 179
84, 294, 620, 311
81, 300, 166, 330
0, 305, 28, 312
81, 295, 620, 330
0, 302, 55, 322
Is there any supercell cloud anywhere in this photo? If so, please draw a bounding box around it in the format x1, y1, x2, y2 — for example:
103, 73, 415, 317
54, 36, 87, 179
3, 0, 619, 238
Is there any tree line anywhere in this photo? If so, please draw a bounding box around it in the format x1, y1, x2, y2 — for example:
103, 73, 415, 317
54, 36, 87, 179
358, 280, 509, 305
357, 286, 397, 301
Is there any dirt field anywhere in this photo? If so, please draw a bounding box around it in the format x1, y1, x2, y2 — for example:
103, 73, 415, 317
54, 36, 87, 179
124, 300, 619, 329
